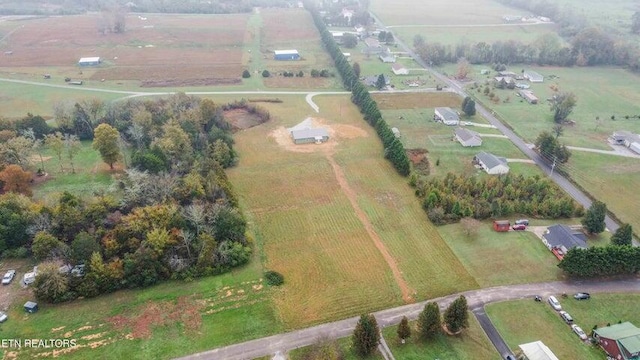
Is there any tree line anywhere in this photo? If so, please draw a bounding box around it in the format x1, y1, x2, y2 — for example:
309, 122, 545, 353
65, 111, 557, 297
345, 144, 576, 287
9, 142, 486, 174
0, 95, 258, 303
306, 1, 411, 176
559, 245, 640, 277
414, 173, 584, 224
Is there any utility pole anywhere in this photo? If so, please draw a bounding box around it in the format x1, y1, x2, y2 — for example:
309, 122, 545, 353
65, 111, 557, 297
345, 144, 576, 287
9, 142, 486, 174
550, 155, 557, 177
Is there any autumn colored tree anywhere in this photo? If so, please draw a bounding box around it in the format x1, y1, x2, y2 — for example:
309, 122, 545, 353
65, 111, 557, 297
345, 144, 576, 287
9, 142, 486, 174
31, 231, 67, 261
45, 132, 65, 172
33, 261, 69, 303
0, 164, 32, 196
93, 124, 121, 169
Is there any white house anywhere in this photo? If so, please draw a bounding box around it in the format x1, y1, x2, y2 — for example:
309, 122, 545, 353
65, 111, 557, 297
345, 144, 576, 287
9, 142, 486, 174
474, 151, 509, 174
434, 107, 460, 126
523, 70, 544, 82
454, 128, 482, 147
518, 341, 559, 360
391, 63, 408, 75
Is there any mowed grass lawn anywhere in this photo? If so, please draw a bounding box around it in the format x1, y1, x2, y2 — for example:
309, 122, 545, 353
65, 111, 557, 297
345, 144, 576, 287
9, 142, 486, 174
0, 258, 281, 359
227, 95, 478, 329
382, 314, 498, 360
372, 92, 542, 178
438, 223, 563, 287
487, 294, 640, 360
32, 141, 119, 202
289, 337, 384, 360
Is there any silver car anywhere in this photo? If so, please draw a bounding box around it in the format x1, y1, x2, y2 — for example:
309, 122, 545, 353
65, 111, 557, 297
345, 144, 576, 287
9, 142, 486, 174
2, 270, 16, 285
0, 311, 7, 322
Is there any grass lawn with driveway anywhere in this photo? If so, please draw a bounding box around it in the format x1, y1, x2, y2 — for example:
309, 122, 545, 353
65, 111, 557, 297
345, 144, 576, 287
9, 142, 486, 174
486, 294, 640, 360
381, 313, 498, 360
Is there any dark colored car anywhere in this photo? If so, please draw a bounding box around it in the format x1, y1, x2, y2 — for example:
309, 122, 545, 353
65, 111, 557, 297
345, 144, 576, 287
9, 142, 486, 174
574, 292, 590, 300
512, 224, 527, 231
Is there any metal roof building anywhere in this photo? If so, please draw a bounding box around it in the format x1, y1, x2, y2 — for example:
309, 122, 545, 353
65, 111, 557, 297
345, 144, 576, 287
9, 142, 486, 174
274, 50, 300, 61
78, 57, 101, 66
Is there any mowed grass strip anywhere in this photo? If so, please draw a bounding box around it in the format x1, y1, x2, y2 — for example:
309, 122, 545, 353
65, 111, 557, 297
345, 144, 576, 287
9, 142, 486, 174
314, 96, 479, 300
486, 294, 640, 360
382, 314, 498, 360
437, 223, 563, 287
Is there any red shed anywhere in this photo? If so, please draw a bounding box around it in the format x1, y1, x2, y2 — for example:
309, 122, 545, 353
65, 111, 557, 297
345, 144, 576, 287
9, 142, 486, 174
493, 220, 510, 232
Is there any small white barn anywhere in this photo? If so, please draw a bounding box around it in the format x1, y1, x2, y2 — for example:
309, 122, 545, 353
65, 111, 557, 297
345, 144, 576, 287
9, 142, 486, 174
474, 151, 509, 175
434, 107, 460, 126
454, 128, 482, 147
78, 57, 101, 66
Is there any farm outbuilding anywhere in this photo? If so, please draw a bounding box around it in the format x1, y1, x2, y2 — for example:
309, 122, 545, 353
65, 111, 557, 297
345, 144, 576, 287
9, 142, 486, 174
493, 220, 510, 232
523, 70, 544, 82
518, 341, 559, 360
274, 50, 300, 61
288, 119, 329, 144
519, 90, 538, 104
24, 301, 38, 313
78, 57, 101, 66
391, 63, 408, 75
593, 322, 640, 360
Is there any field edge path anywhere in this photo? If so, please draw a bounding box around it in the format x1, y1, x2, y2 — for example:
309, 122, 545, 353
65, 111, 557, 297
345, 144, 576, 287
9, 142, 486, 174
325, 154, 414, 303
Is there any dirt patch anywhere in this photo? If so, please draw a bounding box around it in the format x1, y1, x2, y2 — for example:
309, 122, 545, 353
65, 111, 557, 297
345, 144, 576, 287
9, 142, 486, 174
407, 148, 430, 175
270, 117, 367, 153
29, 155, 52, 163
224, 109, 266, 132
252, 284, 263, 291
105, 296, 204, 339
51, 326, 65, 332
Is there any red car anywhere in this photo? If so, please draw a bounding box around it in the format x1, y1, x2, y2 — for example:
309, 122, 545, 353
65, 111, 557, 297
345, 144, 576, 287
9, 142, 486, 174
512, 224, 527, 231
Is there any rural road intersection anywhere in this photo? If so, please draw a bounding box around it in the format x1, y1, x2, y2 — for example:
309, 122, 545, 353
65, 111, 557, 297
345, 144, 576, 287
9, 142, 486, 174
176, 278, 640, 360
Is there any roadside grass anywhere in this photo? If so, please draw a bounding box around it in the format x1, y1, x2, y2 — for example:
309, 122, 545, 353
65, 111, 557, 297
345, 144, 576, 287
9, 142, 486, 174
437, 223, 564, 287
288, 337, 384, 360
381, 314, 499, 360
0, 256, 282, 360
486, 294, 640, 360
558, 151, 640, 235
228, 94, 478, 329
32, 141, 118, 202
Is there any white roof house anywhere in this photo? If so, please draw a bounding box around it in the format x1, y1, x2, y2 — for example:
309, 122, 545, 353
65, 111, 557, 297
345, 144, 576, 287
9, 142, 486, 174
434, 107, 460, 126
518, 341, 559, 360
454, 128, 482, 147
78, 57, 101, 66
523, 70, 544, 82
474, 151, 509, 175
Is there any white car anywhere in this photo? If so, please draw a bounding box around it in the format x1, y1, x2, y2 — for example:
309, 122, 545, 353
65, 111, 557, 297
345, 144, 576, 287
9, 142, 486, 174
23, 266, 38, 285
548, 295, 562, 311
2, 270, 16, 285
0, 311, 7, 323
572, 324, 588, 340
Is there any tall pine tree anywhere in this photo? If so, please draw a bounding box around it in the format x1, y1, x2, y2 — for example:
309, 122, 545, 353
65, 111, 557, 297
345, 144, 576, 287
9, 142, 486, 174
397, 316, 411, 344
417, 302, 441, 340
611, 223, 633, 246
444, 296, 469, 333
352, 314, 380, 356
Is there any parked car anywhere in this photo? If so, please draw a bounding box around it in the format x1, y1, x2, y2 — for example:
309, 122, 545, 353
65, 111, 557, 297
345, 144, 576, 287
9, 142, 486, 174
572, 324, 588, 340
548, 295, 562, 311
574, 292, 590, 300
23, 266, 38, 285
515, 219, 529, 226
560, 310, 574, 324
0, 311, 7, 323
512, 224, 527, 231
2, 270, 16, 285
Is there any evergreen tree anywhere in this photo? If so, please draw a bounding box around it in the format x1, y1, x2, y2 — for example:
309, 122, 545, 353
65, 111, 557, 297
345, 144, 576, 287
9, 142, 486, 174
375, 74, 387, 90
444, 296, 469, 333
353, 62, 361, 78
463, 99, 476, 116
397, 316, 411, 344
611, 223, 633, 246
417, 302, 441, 340
352, 314, 381, 356
582, 201, 607, 234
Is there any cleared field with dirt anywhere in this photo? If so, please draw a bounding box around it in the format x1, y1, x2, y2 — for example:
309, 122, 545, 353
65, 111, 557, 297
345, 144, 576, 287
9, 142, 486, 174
0, 13, 248, 84
227, 95, 477, 329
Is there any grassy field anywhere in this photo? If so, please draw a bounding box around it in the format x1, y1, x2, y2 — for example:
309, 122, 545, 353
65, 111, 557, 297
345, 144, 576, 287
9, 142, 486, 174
288, 337, 384, 360
381, 313, 498, 360
371, 92, 542, 178
31, 141, 119, 202
371, 0, 529, 26
0, 255, 281, 359
486, 294, 640, 360
227, 94, 478, 329
438, 223, 564, 287
551, 0, 640, 42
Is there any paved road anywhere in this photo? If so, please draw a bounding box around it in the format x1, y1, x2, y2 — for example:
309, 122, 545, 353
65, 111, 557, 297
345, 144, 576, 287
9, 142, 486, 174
567, 145, 640, 159
472, 306, 513, 358
177, 278, 640, 360
386, 21, 553, 28
368, 12, 621, 234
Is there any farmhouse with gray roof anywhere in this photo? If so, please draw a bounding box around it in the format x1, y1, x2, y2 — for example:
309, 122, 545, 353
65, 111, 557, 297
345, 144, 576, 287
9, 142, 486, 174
454, 128, 482, 147
542, 224, 587, 258
473, 151, 509, 174
434, 107, 460, 126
